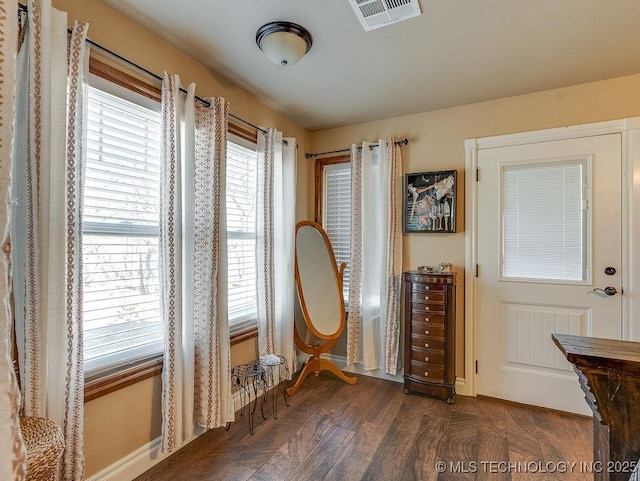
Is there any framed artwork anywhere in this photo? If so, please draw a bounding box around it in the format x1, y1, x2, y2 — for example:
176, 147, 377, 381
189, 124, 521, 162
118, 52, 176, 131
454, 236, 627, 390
404, 170, 456, 233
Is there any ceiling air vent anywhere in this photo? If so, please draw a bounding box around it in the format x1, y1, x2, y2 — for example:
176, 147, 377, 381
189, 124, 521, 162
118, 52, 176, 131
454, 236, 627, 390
348, 0, 421, 32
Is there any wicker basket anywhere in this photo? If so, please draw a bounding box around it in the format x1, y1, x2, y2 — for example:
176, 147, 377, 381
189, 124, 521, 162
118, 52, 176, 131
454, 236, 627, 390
19, 417, 65, 481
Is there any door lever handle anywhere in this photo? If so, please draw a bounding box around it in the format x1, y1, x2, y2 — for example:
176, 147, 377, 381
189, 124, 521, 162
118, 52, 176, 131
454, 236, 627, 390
592, 286, 617, 296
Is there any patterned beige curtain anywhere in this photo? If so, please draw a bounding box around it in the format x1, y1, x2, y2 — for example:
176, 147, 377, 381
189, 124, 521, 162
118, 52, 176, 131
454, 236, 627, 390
256, 130, 296, 375
11, 1, 89, 478
159, 73, 190, 453
61, 22, 90, 480
191, 97, 235, 430
160, 74, 233, 453
0, 0, 27, 479
346, 144, 363, 367
346, 139, 403, 375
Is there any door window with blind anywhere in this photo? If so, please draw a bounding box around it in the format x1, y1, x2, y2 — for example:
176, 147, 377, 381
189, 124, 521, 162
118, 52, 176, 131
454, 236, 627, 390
318, 160, 351, 301
227, 137, 258, 334
83, 76, 162, 375
502, 159, 589, 282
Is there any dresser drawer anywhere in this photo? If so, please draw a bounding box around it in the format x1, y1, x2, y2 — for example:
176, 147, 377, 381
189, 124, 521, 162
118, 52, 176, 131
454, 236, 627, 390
410, 312, 445, 325
410, 361, 444, 383
412, 283, 445, 294
411, 346, 445, 366
411, 337, 445, 351
411, 290, 445, 304
411, 302, 445, 315
411, 322, 445, 339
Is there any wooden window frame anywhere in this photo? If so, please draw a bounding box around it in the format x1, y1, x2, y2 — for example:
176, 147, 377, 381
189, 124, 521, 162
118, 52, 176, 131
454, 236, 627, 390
314, 155, 350, 224
84, 329, 257, 401
84, 56, 258, 402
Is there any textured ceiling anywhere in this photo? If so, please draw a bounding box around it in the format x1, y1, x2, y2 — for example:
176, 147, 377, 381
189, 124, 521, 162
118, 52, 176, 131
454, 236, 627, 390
99, 0, 640, 131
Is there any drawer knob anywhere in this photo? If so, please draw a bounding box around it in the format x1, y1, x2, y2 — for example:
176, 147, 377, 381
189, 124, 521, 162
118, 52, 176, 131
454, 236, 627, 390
424, 296, 430, 300
424, 357, 429, 362
425, 287, 430, 290
425, 317, 429, 322
424, 343, 429, 348
424, 372, 429, 376
425, 307, 430, 311
424, 330, 430, 335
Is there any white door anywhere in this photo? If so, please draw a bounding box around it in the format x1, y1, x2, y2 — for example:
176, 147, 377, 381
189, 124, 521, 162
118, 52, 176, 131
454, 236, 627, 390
477, 133, 623, 415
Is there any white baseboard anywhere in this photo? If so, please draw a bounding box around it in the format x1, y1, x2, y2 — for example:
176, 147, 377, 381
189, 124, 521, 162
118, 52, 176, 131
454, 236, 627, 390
85, 438, 166, 481
456, 377, 471, 396
86, 385, 263, 481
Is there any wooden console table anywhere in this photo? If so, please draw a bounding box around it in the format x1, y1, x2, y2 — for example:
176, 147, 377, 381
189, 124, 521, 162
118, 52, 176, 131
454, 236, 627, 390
552, 334, 640, 481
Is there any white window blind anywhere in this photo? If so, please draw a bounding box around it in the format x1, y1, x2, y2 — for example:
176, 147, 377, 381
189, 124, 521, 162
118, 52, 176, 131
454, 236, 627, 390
323, 162, 351, 300
83, 83, 163, 374
502, 160, 586, 281
227, 139, 258, 334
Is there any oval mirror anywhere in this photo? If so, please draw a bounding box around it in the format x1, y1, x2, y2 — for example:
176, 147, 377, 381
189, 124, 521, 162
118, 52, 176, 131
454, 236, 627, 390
288, 221, 357, 396
295, 222, 344, 339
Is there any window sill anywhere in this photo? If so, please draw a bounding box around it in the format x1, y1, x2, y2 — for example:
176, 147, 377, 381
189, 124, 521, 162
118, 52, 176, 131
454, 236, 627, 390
84, 355, 163, 402
231, 326, 258, 345
84, 328, 258, 402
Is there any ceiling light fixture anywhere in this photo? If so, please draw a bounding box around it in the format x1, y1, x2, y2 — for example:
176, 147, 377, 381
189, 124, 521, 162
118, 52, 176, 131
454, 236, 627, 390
256, 21, 313, 66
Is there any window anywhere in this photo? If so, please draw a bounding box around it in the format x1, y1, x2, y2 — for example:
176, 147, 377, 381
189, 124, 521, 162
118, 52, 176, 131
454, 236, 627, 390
81, 62, 261, 398
316, 157, 351, 301
502, 160, 587, 281
227, 137, 258, 334
83, 76, 163, 375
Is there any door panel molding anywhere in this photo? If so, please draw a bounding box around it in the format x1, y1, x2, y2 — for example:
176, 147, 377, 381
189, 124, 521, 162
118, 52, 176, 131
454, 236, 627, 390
502, 302, 589, 371
463, 117, 640, 399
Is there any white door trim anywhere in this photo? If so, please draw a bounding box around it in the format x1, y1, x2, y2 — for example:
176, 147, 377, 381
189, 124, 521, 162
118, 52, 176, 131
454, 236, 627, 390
463, 117, 640, 398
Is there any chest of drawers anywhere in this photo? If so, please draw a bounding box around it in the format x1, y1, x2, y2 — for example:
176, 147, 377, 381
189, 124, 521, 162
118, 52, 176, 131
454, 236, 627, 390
403, 271, 456, 403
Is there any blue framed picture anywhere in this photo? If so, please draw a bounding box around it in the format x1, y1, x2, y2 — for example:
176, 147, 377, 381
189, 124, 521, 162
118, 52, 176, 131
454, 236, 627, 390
404, 170, 456, 233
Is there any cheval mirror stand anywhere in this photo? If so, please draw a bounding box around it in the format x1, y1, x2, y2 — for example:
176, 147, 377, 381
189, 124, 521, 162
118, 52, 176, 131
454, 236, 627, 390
286, 221, 357, 396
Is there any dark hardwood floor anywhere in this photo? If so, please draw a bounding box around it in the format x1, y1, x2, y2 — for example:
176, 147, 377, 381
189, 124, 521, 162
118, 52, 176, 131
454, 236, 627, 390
134, 373, 593, 481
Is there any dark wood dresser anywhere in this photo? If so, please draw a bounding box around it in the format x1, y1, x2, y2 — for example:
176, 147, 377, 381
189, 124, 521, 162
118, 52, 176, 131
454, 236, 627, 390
403, 271, 456, 403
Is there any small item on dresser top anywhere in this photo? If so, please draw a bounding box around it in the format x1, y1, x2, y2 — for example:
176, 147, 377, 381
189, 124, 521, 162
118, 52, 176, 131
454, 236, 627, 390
416, 265, 435, 273
417, 262, 452, 274
438, 262, 452, 273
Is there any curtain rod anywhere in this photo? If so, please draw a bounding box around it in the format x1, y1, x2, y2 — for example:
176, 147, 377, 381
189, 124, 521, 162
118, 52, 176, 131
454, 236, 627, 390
305, 138, 408, 159
17, 2, 274, 139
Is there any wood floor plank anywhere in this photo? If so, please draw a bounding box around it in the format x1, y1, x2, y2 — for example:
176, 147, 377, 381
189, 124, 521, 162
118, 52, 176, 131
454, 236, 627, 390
505, 404, 545, 481
176, 458, 255, 481
562, 414, 594, 481
477, 396, 508, 437
323, 421, 388, 481
405, 391, 454, 420
361, 399, 432, 481
369, 383, 405, 426
475, 432, 511, 481
453, 394, 478, 416
284, 425, 355, 481
331, 376, 392, 432
399, 413, 449, 481
437, 410, 478, 481
246, 411, 335, 481
533, 409, 589, 481
237, 391, 323, 449
309, 381, 359, 416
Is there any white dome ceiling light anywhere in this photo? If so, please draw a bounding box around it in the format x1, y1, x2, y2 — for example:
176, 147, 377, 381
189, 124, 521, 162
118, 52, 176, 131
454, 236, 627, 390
256, 21, 313, 66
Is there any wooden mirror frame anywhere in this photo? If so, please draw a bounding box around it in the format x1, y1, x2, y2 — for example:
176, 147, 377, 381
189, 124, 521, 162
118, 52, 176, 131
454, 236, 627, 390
286, 221, 357, 395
